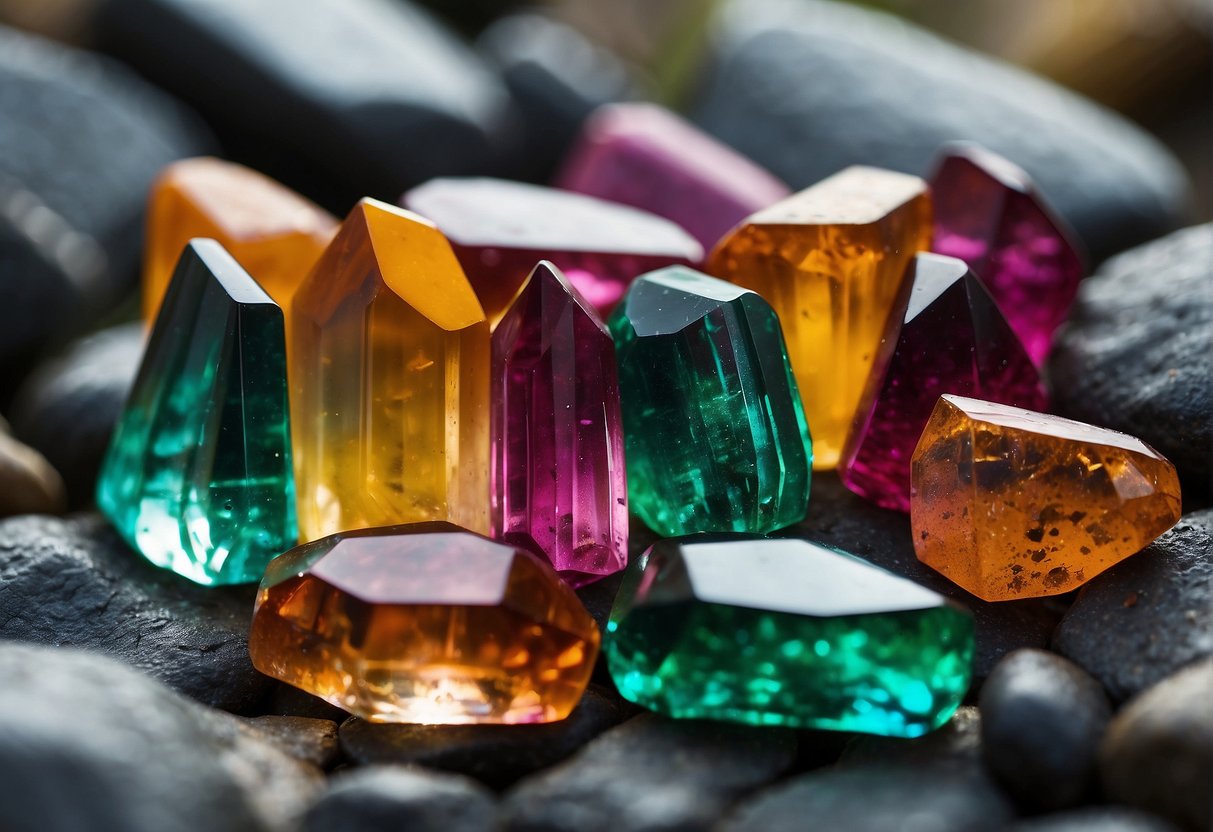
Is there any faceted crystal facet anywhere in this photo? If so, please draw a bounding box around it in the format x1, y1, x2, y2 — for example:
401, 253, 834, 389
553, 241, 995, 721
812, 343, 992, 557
492, 261, 628, 587
708, 166, 932, 469
912, 395, 1182, 601
289, 198, 490, 542
403, 177, 703, 323
608, 266, 812, 537
839, 253, 1047, 512
250, 523, 600, 724
555, 103, 790, 252
606, 536, 974, 736
930, 144, 1085, 366
98, 240, 296, 585
143, 157, 337, 321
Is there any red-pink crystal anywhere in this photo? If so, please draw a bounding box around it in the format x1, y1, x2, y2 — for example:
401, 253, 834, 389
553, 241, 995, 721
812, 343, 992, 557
491, 261, 628, 586
839, 252, 1047, 512
929, 144, 1085, 366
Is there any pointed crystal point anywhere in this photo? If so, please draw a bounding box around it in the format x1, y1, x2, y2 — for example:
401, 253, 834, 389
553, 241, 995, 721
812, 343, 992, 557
491, 261, 628, 587
608, 266, 812, 536
840, 253, 1047, 511
289, 198, 490, 542
98, 239, 296, 585
912, 395, 1182, 601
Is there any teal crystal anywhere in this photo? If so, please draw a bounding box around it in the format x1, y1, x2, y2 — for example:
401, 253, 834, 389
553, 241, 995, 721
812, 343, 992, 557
606, 536, 974, 736
97, 239, 296, 585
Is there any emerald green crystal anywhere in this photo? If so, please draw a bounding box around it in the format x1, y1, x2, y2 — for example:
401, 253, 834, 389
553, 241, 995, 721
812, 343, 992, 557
606, 536, 974, 736
97, 239, 296, 585
607, 266, 812, 536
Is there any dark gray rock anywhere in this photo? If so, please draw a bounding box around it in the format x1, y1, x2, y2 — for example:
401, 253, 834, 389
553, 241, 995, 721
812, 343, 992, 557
979, 649, 1112, 810
0, 512, 272, 713
302, 766, 497, 832
10, 322, 143, 508
693, 0, 1191, 263
1100, 660, 1213, 832
1053, 510, 1212, 703
841, 705, 983, 769
243, 716, 341, 769
501, 713, 798, 832
1050, 224, 1212, 500
1003, 807, 1181, 832
0, 643, 321, 832
264, 681, 354, 724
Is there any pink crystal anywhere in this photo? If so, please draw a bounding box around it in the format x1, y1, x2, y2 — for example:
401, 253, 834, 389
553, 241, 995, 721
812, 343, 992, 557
555, 103, 790, 252
929, 143, 1085, 366
491, 261, 628, 586
839, 252, 1047, 512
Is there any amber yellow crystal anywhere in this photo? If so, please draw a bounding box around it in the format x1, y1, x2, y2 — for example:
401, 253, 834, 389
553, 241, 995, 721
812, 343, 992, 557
290, 198, 490, 542
143, 157, 336, 320
911, 395, 1182, 601
707, 166, 932, 469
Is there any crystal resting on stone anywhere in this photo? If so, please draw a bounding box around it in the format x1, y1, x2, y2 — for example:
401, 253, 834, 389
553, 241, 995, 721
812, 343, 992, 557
97, 239, 296, 586
839, 252, 1047, 512
608, 266, 812, 537
911, 395, 1182, 601
606, 535, 974, 737
492, 261, 628, 587
249, 522, 600, 725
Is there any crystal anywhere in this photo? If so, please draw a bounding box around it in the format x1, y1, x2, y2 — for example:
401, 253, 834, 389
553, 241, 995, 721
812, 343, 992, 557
608, 266, 812, 537
930, 144, 1085, 366
839, 253, 1047, 512
911, 395, 1182, 601
492, 261, 628, 587
403, 177, 703, 323
289, 198, 489, 542
606, 535, 974, 736
249, 522, 600, 724
97, 239, 296, 585
708, 166, 932, 469
555, 103, 790, 252
143, 157, 336, 321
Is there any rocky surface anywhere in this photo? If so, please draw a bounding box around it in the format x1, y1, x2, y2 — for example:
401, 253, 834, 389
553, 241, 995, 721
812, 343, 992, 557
242, 716, 341, 770
301, 766, 497, 832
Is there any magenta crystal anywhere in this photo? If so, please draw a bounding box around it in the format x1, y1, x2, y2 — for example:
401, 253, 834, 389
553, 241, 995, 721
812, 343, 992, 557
929, 143, 1085, 366
839, 252, 1047, 512
555, 103, 790, 252
491, 260, 628, 587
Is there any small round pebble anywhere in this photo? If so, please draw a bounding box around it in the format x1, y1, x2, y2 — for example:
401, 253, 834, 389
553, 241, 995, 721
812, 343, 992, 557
0, 427, 66, 517
1003, 807, 1181, 832
301, 766, 497, 832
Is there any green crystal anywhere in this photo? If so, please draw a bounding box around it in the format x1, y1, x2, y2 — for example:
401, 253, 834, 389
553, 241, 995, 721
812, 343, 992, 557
606, 536, 974, 736
607, 266, 812, 536
97, 239, 297, 585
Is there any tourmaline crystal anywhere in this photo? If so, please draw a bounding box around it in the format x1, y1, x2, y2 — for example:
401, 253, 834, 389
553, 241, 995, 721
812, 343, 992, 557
249, 523, 600, 724
491, 261, 627, 587
403, 177, 703, 322
98, 240, 296, 585
143, 157, 336, 320
606, 536, 974, 736
708, 166, 932, 469
290, 198, 489, 542
930, 144, 1085, 366
912, 395, 1182, 601
555, 103, 790, 252
608, 266, 811, 537
839, 253, 1047, 512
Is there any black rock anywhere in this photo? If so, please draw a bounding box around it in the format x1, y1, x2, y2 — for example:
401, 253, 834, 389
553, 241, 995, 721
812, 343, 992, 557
500, 713, 798, 832
1053, 510, 1213, 703
340, 684, 627, 789
692, 0, 1190, 263
264, 681, 356, 724
243, 715, 341, 769
840, 705, 983, 769
302, 766, 497, 832
0, 513, 272, 713
1099, 660, 1213, 832
979, 649, 1112, 811
1050, 224, 1212, 501
10, 322, 143, 508
1004, 807, 1182, 832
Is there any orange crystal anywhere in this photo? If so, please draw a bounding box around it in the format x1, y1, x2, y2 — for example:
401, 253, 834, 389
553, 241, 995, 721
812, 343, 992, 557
707, 166, 932, 469
289, 198, 490, 542
249, 523, 600, 724
911, 395, 1182, 601
143, 157, 336, 320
